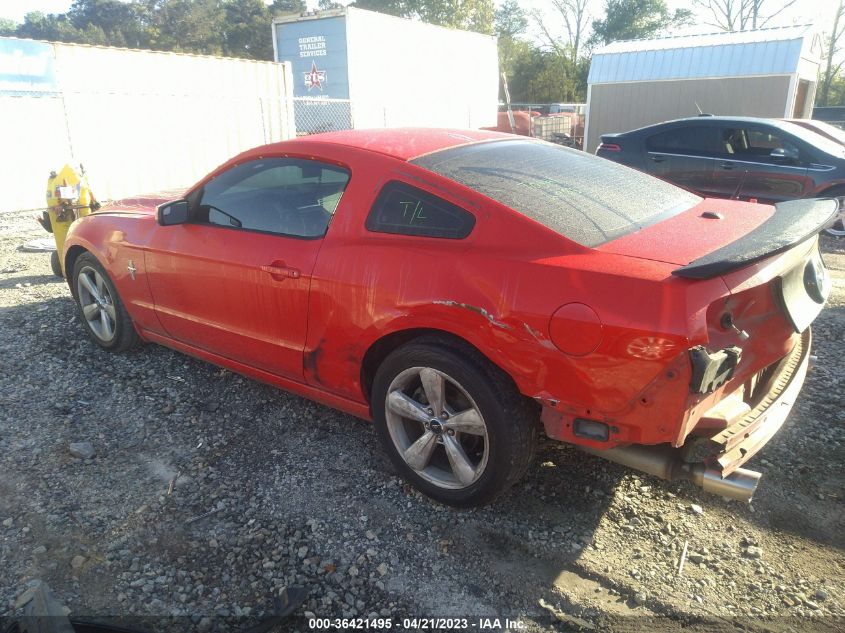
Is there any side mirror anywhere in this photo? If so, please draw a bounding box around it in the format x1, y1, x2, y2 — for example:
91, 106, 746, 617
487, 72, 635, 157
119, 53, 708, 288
158, 200, 189, 226
771, 146, 799, 163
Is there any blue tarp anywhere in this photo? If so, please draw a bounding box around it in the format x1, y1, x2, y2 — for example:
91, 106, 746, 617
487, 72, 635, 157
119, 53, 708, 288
0, 38, 58, 96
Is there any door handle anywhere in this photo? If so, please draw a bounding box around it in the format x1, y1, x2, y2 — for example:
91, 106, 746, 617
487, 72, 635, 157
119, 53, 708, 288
261, 262, 301, 280
649, 155, 666, 163
721, 162, 736, 170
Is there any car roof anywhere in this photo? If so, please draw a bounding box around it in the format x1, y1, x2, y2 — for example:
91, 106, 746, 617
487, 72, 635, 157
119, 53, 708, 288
658, 115, 800, 129
612, 115, 809, 138
271, 128, 517, 161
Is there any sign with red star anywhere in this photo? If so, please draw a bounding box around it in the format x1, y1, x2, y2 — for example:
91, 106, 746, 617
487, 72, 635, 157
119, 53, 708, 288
304, 61, 327, 91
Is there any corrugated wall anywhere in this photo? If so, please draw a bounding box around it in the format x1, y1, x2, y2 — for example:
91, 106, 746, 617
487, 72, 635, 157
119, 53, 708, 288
585, 75, 793, 153
1, 39, 294, 213
0, 95, 71, 211
588, 39, 806, 84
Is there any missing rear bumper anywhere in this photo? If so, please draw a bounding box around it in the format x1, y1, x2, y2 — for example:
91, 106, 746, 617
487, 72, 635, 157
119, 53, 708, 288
581, 328, 811, 501
708, 328, 811, 476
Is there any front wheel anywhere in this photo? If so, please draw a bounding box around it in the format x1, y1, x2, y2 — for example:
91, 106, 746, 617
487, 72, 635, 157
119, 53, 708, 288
72, 252, 140, 351
371, 338, 537, 507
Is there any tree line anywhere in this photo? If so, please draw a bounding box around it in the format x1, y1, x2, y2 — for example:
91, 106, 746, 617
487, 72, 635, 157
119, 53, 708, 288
1, 0, 843, 106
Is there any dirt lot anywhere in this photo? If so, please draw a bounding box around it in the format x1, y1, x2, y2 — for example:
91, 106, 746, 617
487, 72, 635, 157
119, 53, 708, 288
0, 209, 843, 632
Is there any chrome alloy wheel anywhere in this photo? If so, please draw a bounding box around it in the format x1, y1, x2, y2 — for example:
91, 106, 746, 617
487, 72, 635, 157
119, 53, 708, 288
76, 265, 117, 343
385, 367, 489, 490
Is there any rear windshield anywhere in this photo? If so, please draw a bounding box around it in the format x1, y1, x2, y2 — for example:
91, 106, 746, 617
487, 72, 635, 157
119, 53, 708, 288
412, 140, 701, 247
779, 121, 845, 157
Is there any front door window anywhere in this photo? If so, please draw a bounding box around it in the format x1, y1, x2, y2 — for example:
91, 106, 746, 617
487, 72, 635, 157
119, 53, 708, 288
198, 158, 350, 238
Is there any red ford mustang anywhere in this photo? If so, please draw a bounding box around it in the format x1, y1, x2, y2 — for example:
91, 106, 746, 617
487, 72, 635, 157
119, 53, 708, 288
63, 129, 835, 506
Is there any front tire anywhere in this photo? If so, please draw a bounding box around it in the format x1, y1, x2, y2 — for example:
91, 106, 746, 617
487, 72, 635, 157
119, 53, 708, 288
72, 252, 140, 352
372, 337, 537, 507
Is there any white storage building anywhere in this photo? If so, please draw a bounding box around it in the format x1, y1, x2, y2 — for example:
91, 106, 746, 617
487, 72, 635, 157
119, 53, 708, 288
584, 25, 823, 153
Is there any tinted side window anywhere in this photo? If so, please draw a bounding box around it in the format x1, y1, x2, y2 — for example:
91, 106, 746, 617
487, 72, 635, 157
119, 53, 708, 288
647, 127, 722, 155
365, 181, 475, 239
747, 129, 784, 150
720, 127, 803, 163
198, 158, 350, 238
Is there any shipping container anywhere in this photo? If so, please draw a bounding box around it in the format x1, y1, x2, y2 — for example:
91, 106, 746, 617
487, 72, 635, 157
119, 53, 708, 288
1, 37, 295, 212
272, 7, 498, 134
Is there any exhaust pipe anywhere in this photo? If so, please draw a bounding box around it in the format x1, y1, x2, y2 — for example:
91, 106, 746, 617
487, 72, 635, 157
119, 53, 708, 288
581, 444, 761, 502
690, 466, 760, 501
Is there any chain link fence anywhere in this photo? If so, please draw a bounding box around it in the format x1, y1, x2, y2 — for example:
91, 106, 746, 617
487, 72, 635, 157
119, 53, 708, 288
293, 97, 353, 136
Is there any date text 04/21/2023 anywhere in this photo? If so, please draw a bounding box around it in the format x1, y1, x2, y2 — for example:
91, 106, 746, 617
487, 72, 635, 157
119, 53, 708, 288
307, 617, 526, 630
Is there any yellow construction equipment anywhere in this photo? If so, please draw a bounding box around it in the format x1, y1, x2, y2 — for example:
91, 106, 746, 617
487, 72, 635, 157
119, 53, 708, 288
38, 164, 100, 277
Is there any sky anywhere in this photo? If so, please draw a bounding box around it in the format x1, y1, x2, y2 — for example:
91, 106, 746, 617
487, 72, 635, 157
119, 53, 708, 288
0, 0, 840, 39
1, 0, 73, 22
521, 0, 838, 40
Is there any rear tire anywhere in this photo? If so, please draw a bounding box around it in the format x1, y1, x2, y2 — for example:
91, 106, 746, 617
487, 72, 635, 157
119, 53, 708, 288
71, 252, 140, 352
371, 336, 537, 507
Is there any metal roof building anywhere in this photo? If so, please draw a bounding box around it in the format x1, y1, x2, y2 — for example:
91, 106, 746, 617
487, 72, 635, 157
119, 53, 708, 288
584, 25, 823, 152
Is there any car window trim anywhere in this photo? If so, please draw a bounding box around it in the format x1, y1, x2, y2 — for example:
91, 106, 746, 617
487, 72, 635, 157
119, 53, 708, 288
649, 150, 809, 171
647, 151, 715, 160
718, 157, 809, 171
806, 163, 837, 172
193, 220, 327, 241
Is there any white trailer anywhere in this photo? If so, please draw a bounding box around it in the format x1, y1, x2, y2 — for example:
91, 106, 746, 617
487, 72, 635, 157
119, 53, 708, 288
272, 7, 498, 133
0, 36, 295, 212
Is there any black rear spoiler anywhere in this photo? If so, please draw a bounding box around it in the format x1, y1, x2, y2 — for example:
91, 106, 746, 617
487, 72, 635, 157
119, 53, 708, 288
672, 198, 839, 280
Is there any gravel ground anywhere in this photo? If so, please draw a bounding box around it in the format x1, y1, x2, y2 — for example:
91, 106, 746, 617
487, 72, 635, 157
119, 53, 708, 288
0, 209, 843, 633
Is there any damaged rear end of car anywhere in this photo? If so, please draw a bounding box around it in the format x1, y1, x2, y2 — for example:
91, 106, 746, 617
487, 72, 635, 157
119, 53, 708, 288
588, 198, 835, 501
415, 139, 836, 502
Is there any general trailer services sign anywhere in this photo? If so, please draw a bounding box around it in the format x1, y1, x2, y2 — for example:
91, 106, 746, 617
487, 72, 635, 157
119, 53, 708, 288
274, 16, 350, 100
